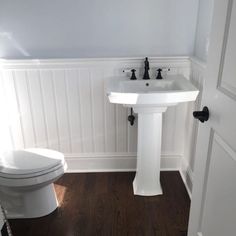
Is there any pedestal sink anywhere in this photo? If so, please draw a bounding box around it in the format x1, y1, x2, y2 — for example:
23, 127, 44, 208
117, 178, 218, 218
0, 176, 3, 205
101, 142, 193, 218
106, 75, 199, 196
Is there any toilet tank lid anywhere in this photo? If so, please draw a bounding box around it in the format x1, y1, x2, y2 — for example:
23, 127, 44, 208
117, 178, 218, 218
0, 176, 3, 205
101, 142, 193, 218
0, 149, 65, 175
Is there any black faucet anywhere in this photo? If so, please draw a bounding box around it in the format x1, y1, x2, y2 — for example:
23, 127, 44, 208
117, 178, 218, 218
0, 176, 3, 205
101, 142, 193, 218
143, 57, 150, 80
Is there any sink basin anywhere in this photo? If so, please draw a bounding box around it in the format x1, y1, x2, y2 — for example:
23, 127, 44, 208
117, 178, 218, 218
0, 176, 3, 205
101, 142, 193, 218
107, 75, 199, 106
106, 75, 199, 196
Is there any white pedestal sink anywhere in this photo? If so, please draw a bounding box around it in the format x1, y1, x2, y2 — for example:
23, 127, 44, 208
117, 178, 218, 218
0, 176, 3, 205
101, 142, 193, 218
106, 75, 199, 196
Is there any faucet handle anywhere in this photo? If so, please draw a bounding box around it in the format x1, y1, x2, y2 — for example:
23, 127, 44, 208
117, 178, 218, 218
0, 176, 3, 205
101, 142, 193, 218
130, 69, 137, 80
123, 68, 137, 80
156, 68, 170, 79
156, 68, 163, 79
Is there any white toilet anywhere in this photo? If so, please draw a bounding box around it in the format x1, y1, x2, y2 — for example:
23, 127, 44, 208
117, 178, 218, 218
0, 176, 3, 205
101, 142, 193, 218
0, 148, 67, 219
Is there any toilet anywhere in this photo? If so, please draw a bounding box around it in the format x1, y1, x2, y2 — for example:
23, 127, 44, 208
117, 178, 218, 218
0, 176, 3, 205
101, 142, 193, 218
0, 148, 67, 219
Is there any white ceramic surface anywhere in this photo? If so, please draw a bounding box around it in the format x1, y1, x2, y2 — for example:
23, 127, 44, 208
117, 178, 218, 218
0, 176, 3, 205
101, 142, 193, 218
107, 75, 199, 107
0, 149, 67, 218
107, 75, 199, 196
0, 149, 65, 175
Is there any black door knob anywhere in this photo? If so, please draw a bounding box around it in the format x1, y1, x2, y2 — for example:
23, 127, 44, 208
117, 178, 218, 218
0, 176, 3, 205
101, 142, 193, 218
193, 106, 209, 123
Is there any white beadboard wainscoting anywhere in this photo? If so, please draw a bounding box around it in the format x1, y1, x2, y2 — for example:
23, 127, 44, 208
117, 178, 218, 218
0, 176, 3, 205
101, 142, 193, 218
0, 57, 205, 196
180, 57, 206, 196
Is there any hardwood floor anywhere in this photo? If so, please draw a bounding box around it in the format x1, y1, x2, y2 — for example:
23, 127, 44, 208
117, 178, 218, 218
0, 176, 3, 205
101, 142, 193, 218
9, 172, 190, 236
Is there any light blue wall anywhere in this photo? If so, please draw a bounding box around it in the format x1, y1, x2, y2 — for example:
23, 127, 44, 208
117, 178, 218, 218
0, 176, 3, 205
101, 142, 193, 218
0, 0, 199, 59
194, 0, 214, 62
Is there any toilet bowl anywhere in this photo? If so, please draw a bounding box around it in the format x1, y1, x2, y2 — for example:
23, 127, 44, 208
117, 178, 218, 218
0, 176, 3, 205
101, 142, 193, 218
0, 148, 67, 219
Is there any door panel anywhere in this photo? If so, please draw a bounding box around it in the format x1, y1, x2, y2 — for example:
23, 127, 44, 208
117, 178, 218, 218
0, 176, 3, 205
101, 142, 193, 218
188, 0, 236, 235
218, 0, 236, 98
200, 132, 236, 236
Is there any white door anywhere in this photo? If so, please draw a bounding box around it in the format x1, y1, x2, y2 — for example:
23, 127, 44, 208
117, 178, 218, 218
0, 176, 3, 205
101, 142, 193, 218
188, 0, 236, 235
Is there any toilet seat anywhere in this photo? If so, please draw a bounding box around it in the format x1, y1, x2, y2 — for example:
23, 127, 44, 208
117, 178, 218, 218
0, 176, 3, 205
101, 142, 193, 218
0, 148, 67, 187
0, 148, 65, 178
0, 162, 65, 179
0, 164, 66, 187
0, 148, 67, 218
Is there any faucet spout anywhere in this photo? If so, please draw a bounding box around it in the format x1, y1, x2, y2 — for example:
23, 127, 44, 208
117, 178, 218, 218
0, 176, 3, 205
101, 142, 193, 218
143, 57, 150, 80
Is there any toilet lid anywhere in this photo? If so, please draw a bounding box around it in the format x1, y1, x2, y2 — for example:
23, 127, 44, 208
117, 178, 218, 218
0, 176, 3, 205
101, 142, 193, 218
0, 148, 65, 175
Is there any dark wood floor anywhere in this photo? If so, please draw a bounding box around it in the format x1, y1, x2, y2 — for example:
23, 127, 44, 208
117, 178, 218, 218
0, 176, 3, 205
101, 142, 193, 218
9, 172, 190, 236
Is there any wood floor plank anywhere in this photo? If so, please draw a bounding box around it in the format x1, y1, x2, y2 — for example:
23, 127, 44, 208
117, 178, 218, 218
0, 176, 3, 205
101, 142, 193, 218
9, 172, 190, 236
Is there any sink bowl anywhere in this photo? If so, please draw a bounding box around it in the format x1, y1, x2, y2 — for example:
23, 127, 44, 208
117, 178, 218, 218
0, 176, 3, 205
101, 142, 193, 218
107, 75, 199, 107
106, 75, 199, 196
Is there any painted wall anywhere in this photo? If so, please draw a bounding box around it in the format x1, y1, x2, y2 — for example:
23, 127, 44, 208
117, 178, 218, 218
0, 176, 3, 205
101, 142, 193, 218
194, 0, 214, 62
0, 0, 199, 59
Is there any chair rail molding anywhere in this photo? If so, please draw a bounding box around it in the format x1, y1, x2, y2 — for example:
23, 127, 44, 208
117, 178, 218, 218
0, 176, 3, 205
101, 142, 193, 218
0, 57, 190, 70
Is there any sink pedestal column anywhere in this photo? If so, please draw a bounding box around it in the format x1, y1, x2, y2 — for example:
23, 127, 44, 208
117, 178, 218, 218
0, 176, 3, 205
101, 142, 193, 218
132, 106, 167, 196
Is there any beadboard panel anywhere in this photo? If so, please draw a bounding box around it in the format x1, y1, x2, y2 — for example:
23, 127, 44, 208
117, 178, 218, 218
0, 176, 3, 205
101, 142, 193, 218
0, 57, 190, 171
181, 57, 206, 196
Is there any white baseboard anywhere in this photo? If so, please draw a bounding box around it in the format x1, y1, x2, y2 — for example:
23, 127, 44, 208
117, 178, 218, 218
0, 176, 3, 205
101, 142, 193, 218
65, 153, 194, 198
65, 153, 182, 173
180, 158, 194, 198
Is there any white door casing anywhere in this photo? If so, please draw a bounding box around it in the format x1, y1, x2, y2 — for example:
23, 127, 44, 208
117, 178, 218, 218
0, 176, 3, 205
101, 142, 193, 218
188, 0, 236, 236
